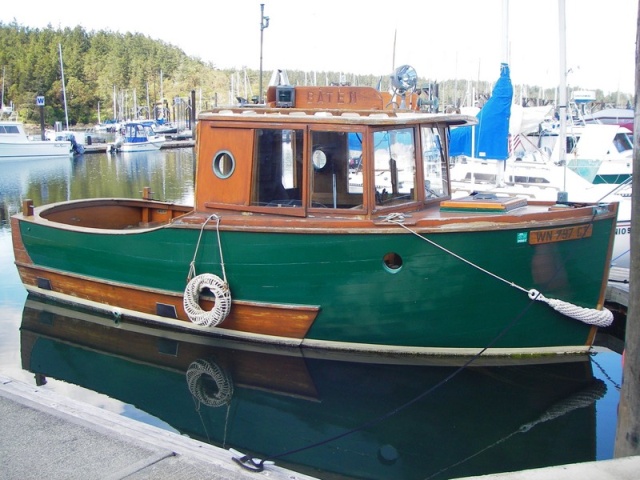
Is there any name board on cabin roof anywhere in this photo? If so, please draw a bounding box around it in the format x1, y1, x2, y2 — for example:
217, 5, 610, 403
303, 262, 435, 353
267, 86, 388, 110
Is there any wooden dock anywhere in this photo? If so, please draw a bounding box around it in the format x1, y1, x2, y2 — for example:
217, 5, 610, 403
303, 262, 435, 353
607, 267, 630, 308
82, 139, 195, 153
599, 266, 629, 352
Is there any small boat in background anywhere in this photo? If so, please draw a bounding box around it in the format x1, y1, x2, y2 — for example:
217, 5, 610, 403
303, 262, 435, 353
110, 122, 166, 152
45, 125, 86, 155
152, 120, 178, 135
583, 107, 634, 132
0, 120, 72, 158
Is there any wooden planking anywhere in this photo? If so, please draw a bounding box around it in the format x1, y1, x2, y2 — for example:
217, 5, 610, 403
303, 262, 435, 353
10, 216, 31, 265
195, 127, 254, 209
15, 263, 318, 340
440, 196, 528, 212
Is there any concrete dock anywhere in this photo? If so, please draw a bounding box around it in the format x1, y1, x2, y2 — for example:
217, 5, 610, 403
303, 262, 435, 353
453, 455, 640, 479
0, 374, 317, 480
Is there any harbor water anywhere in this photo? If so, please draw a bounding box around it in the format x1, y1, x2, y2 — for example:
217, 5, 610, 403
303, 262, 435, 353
0, 148, 624, 479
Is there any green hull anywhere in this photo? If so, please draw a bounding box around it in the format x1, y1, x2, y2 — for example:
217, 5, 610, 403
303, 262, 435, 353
16, 215, 614, 352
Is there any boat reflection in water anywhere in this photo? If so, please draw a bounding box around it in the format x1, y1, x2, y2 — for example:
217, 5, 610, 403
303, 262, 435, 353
20, 295, 605, 480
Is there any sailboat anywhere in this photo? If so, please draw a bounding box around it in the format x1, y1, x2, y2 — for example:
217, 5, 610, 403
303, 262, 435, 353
448, 1, 631, 268
1, 66, 14, 118
47, 44, 85, 155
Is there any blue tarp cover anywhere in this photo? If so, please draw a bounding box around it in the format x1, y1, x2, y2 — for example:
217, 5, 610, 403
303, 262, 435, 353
449, 63, 513, 160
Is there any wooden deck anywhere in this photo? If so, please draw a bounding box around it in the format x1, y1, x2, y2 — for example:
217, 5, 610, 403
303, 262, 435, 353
607, 267, 630, 307
598, 266, 629, 352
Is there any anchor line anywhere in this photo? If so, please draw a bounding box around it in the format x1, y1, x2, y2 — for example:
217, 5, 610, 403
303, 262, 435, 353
424, 378, 607, 480
234, 299, 538, 472
590, 353, 622, 391
232, 209, 609, 472
382, 212, 613, 327
383, 212, 529, 294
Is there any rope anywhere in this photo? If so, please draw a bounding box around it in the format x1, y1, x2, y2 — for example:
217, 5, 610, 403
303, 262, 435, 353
232, 298, 539, 473
425, 378, 607, 479
183, 214, 232, 327
528, 289, 613, 327
383, 213, 613, 327
590, 353, 622, 391
187, 214, 227, 283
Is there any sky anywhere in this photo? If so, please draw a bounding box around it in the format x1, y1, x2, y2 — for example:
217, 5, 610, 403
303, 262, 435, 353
1, 0, 637, 94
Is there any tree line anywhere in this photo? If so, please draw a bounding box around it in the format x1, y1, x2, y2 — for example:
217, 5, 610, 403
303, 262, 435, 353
0, 22, 629, 128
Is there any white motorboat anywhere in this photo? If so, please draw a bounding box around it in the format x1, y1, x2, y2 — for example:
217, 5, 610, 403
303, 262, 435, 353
0, 121, 72, 158
110, 122, 166, 153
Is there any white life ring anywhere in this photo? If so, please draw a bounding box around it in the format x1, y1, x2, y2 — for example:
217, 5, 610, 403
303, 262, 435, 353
183, 273, 231, 327
186, 359, 234, 407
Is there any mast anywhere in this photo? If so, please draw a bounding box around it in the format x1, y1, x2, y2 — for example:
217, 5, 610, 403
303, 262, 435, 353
58, 44, 69, 130
558, 0, 568, 199
495, 0, 510, 187
1, 65, 5, 111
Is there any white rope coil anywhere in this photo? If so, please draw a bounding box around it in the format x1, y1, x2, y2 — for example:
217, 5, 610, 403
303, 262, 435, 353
528, 289, 613, 327
186, 359, 234, 407
183, 273, 231, 327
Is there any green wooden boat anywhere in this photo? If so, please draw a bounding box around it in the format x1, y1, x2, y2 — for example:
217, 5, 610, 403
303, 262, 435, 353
12, 81, 617, 356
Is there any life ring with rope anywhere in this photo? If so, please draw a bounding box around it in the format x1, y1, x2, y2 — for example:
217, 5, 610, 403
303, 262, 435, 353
183, 273, 231, 327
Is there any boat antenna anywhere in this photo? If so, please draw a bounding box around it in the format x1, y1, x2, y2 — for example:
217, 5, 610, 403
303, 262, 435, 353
392, 28, 397, 74
58, 43, 69, 130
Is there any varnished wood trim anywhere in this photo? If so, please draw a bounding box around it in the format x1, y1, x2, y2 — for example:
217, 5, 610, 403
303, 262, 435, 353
15, 263, 319, 340
10, 216, 32, 265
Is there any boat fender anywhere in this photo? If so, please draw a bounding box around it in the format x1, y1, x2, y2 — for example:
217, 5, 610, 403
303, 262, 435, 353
186, 358, 233, 407
183, 273, 231, 327
528, 289, 613, 327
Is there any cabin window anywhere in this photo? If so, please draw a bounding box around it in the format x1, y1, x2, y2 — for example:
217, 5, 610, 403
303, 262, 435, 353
310, 130, 364, 209
251, 128, 303, 207
421, 126, 449, 198
212, 150, 235, 179
0, 125, 19, 134
613, 132, 633, 152
372, 128, 417, 206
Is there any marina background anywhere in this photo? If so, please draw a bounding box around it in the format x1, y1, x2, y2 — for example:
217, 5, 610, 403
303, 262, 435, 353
2, 0, 636, 95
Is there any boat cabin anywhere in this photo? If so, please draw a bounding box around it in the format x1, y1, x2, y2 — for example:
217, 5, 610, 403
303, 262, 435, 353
195, 85, 474, 219
121, 122, 155, 142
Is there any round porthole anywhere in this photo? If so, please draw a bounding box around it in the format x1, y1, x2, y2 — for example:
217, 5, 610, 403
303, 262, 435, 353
213, 151, 235, 179
383, 252, 403, 273
312, 149, 328, 170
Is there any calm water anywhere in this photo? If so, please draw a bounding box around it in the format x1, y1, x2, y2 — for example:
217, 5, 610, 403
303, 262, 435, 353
0, 148, 624, 479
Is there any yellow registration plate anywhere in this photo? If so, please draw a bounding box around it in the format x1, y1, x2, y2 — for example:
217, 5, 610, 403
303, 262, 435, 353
529, 224, 593, 244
